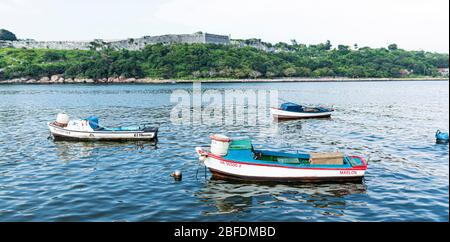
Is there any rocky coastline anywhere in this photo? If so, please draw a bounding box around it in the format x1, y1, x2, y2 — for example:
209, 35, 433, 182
0, 75, 448, 84
0, 75, 144, 84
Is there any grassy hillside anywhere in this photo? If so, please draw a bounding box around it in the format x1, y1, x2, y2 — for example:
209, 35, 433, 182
0, 42, 448, 80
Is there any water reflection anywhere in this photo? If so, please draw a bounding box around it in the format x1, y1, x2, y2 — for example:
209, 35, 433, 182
53, 140, 158, 162
278, 120, 304, 130
197, 178, 367, 216
275, 116, 332, 123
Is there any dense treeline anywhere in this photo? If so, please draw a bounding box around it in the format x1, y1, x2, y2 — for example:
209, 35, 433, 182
0, 42, 448, 80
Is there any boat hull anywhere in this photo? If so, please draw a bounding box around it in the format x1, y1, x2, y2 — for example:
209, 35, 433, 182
200, 151, 366, 183
209, 168, 363, 183
436, 139, 449, 144
270, 108, 333, 119
48, 123, 157, 141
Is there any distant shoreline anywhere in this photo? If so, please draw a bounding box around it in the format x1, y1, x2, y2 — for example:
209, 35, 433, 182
0, 76, 448, 85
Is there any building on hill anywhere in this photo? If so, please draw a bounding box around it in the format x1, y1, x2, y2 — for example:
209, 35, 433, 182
0, 32, 283, 52
104, 32, 230, 50
0, 32, 231, 51
0, 32, 285, 52
437, 68, 449, 77
230, 38, 275, 52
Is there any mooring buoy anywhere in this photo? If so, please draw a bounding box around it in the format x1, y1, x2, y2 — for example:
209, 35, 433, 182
171, 170, 182, 181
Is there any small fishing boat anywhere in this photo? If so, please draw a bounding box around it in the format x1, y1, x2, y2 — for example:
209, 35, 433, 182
270, 102, 334, 119
195, 135, 368, 182
48, 113, 158, 141
436, 130, 449, 143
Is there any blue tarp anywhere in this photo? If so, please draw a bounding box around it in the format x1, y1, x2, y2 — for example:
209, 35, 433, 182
85, 116, 100, 129
280, 102, 303, 112
82, 117, 147, 131
436, 130, 449, 141
105, 126, 141, 131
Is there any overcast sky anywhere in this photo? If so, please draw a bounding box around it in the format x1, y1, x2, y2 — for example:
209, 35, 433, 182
0, 0, 448, 53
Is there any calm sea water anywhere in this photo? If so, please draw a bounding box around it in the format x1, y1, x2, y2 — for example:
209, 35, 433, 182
0, 81, 448, 221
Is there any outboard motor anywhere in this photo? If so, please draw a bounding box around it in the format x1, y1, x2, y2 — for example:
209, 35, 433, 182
55, 113, 69, 127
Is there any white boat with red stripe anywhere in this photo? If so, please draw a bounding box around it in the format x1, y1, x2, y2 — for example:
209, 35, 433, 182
195, 135, 368, 182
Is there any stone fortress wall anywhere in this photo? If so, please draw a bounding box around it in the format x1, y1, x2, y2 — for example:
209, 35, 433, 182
0, 32, 232, 51
0, 39, 92, 50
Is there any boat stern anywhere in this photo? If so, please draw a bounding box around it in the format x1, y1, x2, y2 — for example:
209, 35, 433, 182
349, 156, 368, 169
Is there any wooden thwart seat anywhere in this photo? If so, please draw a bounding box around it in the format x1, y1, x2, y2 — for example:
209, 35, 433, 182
309, 152, 344, 165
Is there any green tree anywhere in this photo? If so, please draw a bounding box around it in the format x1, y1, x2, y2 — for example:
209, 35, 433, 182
388, 44, 398, 51
337, 45, 350, 53
313, 67, 335, 77
325, 40, 332, 50
283, 67, 297, 77
0, 29, 17, 41
0, 41, 448, 81
296, 67, 312, 77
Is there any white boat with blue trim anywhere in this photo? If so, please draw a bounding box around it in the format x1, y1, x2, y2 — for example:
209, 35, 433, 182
48, 113, 158, 141
196, 134, 368, 182
270, 102, 334, 119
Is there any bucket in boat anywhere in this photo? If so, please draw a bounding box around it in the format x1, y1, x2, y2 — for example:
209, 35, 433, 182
210, 134, 231, 156
56, 113, 70, 125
